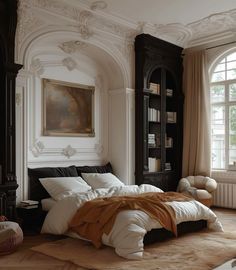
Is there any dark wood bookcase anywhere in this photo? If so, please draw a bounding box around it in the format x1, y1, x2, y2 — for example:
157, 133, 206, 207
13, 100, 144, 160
0, 0, 22, 219
135, 34, 183, 191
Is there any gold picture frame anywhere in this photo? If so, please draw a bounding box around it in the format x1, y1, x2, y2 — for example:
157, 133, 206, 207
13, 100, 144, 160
42, 78, 95, 137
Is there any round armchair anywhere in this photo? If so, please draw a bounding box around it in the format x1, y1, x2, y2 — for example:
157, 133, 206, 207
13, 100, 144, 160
177, 175, 217, 207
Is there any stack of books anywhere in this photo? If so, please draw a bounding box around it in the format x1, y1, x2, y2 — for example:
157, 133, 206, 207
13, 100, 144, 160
19, 200, 39, 209
148, 134, 156, 148
149, 83, 160, 95
148, 158, 161, 172
148, 108, 160, 122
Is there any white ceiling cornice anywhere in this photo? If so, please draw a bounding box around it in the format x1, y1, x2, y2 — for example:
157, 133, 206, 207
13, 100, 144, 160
17, 0, 236, 50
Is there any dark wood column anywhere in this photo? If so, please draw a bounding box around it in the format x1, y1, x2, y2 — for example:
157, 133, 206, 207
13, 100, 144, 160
0, 0, 22, 219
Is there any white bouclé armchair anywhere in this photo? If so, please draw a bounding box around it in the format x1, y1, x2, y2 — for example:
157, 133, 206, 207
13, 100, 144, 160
177, 175, 217, 207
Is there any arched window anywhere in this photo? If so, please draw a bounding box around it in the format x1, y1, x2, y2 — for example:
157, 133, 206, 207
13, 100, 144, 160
210, 51, 236, 169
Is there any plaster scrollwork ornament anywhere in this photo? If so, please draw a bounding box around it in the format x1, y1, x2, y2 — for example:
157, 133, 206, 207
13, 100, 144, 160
90, 1, 108, 11
189, 10, 236, 39
154, 23, 192, 47
30, 140, 45, 157
62, 145, 77, 158
73, 10, 93, 39
62, 57, 77, 71
30, 59, 44, 76
16, 0, 45, 47
59, 41, 88, 54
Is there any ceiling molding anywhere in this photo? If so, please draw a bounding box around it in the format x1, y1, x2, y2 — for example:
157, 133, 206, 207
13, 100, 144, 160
17, 1, 236, 50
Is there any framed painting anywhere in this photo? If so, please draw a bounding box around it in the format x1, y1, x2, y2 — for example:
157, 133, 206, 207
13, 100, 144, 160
42, 78, 95, 137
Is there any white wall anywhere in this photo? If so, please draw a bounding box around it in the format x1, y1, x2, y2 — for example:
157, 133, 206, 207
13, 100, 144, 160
15, 2, 135, 202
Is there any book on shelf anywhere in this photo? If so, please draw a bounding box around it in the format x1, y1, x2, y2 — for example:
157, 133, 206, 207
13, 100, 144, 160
166, 88, 173, 97
148, 133, 156, 147
165, 162, 172, 171
20, 200, 39, 206
165, 134, 173, 148
19, 204, 39, 209
148, 158, 161, 172
148, 108, 160, 122
19, 200, 39, 209
166, 111, 176, 123
149, 82, 160, 95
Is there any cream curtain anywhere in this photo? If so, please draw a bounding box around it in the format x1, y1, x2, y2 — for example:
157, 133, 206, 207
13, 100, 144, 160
182, 50, 211, 177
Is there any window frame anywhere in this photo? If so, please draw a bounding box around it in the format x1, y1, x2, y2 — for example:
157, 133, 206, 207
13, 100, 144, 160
210, 50, 236, 170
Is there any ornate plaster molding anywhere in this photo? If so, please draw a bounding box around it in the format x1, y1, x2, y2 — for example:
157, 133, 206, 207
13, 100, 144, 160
188, 9, 236, 40
16, 0, 236, 51
30, 58, 44, 76
62, 145, 77, 158
62, 57, 77, 71
90, 1, 107, 11
59, 40, 88, 54
30, 140, 45, 157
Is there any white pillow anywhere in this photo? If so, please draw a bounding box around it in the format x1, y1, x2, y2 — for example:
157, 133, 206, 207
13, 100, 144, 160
39, 177, 92, 201
81, 172, 125, 189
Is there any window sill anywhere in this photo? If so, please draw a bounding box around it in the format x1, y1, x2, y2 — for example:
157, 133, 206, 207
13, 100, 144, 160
211, 170, 236, 184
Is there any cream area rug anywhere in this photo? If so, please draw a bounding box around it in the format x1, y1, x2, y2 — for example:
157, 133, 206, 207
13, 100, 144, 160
31, 231, 236, 270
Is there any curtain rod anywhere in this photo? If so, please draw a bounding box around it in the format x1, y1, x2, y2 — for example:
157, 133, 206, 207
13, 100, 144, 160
205, 40, 236, 50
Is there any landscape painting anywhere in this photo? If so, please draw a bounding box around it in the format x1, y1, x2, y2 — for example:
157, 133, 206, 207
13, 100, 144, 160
42, 78, 95, 137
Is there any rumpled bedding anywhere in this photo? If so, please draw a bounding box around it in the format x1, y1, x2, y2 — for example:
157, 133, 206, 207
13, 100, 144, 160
41, 184, 223, 259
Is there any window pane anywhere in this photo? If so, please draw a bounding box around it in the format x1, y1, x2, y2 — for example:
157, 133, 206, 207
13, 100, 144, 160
229, 105, 236, 148
211, 85, 225, 103
211, 105, 225, 169
214, 63, 225, 72
229, 149, 236, 165
229, 84, 236, 101
227, 52, 236, 62
211, 137, 225, 169
227, 69, 236, 80
227, 61, 236, 70
211, 71, 225, 82
220, 58, 226, 63
212, 105, 225, 125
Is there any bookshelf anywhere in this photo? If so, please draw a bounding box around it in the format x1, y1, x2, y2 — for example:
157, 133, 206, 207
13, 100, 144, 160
135, 34, 184, 191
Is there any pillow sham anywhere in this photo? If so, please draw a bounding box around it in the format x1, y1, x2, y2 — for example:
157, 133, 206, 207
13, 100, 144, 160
39, 177, 91, 201
76, 162, 113, 176
28, 165, 79, 200
81, 172, 125, 189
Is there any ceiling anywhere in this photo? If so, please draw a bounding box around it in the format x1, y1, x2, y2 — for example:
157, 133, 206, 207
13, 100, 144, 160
68, 0, 236, 47
85, 0, 236, 26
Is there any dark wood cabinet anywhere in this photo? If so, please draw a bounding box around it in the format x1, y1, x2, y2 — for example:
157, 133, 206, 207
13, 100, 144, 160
135, 34, 183, 191
0, 0, 22, 219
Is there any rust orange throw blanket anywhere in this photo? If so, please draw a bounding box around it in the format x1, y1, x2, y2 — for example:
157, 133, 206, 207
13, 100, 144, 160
69, 192, 192, 248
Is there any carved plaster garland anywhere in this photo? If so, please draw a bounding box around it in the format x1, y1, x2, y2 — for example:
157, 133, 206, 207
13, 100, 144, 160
62, 57, 77, 71
62, 145, 77, 158
59, 40, 88, 54
30, 140, 45, 157
16, 0, 236, 53
90, 1, 108, 11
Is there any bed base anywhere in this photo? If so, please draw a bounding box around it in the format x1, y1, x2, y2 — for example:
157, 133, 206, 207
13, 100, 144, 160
144, 220, 207, 245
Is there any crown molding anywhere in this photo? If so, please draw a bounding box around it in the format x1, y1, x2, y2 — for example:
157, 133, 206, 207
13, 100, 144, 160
17, 1, 236, 51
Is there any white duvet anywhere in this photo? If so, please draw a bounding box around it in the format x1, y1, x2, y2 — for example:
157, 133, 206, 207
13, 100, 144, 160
41, 184, 223, 259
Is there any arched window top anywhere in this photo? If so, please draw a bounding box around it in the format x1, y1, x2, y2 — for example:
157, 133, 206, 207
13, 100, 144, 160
211, 51, 236, 83
210, 49, 236, 170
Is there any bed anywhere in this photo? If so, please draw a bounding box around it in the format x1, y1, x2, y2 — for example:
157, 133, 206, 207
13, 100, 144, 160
28, 164, 223, 259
